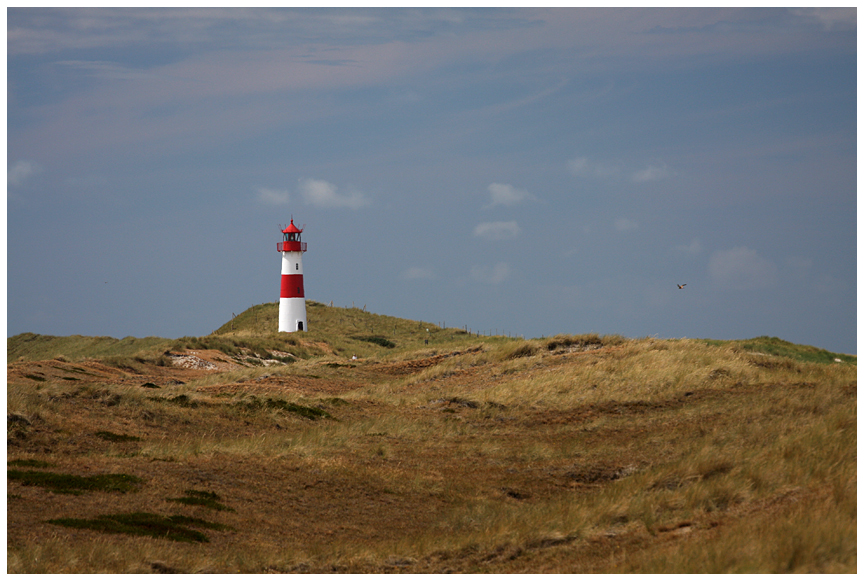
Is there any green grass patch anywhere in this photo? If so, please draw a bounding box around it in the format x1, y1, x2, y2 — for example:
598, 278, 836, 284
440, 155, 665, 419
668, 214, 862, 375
48, 512, 233, 543
703, 336, 856, 365
7, 470, 143, 494
167, 489, 235, 512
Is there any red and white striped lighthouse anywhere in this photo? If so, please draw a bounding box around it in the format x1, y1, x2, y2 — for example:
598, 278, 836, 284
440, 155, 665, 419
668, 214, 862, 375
277, 219, 307, 332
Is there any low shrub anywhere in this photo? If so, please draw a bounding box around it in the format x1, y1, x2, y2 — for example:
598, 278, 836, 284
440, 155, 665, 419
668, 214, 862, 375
503, 343, 538, 360
236, 397, 332, 420
48, 512, 233, 543
95, 431, 141, 443
7, 459, 52, 468
7, 470, 143, 494
167, 489, 235, 512
148, 394, 199, 408
355, 335, 396, 348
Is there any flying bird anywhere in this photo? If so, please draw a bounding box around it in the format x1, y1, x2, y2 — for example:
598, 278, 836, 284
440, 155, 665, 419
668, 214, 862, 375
677, 284, 687, 289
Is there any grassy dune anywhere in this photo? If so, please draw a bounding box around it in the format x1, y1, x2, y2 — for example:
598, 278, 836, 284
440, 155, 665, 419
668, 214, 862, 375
7, 333, 172, 363
6, 301, 857, 573
8, 302, 501, 365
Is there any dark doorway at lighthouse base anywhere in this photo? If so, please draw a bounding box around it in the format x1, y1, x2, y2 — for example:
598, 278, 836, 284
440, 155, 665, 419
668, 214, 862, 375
297, 322, 304, 331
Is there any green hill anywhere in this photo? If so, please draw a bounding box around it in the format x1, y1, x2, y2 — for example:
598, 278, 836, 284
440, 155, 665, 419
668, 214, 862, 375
209, 300, 514, 356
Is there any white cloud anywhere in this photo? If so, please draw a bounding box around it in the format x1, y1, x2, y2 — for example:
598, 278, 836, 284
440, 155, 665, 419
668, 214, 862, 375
674, 238, 702, 256
486, 183, 534, 207
815, 273, 846, 294
567, 156, 620, 180
567, 157, 590, 176
8, 160, 39, 187
55, 60, 149, 80
298, 178, 369, 209
257, 187, 290, 205
791, 8, 856, 31
401, 266, 435, 280
568, 157, 672, 183
632, 163, 671, 182
614, 217, 638, 232
473, 220, 521, 241
471, 262, 511, 285
709, 246, 778, 290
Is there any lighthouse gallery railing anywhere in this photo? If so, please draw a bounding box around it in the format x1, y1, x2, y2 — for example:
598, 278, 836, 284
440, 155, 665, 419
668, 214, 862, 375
278, 241, 307, 252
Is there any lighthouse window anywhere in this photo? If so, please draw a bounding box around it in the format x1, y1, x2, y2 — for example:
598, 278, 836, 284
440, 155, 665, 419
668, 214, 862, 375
295, 263, 299, 270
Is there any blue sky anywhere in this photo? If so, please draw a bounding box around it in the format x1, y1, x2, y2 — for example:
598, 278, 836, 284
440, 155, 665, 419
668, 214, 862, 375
7, 8, 858, 354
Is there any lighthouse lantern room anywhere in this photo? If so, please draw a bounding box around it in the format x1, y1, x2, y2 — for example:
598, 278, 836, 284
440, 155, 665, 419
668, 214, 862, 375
277, 219, 308, 332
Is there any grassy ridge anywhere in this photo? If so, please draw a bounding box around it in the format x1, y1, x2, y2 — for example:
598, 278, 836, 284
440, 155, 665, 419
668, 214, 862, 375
7, 333, 172, 364
8, 302, 438, 363
702, 336, 857, 365
10, 302, 855, 366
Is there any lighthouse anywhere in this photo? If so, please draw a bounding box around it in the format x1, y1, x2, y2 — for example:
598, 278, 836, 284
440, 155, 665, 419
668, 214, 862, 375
277, 219, 308, 332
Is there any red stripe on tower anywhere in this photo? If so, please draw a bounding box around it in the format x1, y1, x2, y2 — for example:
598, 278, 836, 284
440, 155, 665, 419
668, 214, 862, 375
280, 274, 305, 298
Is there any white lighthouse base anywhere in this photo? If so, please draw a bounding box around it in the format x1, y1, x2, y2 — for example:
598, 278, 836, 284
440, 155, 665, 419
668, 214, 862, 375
279, 297, 307, 332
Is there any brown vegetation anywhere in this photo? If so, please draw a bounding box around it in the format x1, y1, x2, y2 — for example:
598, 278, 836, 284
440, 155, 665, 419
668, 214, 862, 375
6, 306, 857, 573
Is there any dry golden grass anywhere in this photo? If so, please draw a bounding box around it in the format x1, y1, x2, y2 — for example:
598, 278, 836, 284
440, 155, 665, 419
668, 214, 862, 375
7, 331, 856, 573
